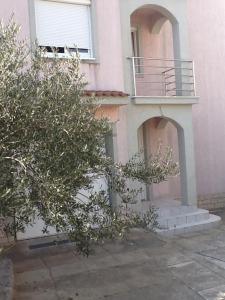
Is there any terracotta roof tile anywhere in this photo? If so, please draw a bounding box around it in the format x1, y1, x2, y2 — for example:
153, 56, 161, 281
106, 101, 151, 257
83, 90, 129, 97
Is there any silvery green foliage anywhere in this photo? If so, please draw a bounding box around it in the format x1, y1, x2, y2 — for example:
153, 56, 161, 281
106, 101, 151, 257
0, 20, 178, 255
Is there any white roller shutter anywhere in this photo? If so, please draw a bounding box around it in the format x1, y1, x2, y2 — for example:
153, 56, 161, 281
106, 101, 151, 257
34, 0, 92, 58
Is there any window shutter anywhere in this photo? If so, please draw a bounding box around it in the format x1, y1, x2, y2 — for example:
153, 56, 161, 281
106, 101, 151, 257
34, 0, 92, 58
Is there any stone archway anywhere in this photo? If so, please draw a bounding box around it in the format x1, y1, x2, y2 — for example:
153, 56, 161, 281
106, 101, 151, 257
126, 103, 197, 207
125, 105, 221, 235
130, 3, 180, 58
138, 117, 181, 205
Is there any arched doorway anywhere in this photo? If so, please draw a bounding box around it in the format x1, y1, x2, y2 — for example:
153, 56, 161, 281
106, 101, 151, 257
135, 114, 220, 234
138, 117, 181, 206
130, 4, 180, 59
126, 103, 197, 208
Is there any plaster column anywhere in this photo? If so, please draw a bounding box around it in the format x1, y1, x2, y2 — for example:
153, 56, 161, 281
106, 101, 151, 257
126, 106, 149, 205
178, 122, 197, 206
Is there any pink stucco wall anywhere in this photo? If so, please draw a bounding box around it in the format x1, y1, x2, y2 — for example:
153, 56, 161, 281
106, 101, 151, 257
187, 0, 225, 197
80, 0, 125, 91
87, 0, 124, 91
0, 0, 30, 39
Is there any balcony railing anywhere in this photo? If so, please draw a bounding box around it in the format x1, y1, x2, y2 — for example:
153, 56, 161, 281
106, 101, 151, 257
129, 57, 196, 97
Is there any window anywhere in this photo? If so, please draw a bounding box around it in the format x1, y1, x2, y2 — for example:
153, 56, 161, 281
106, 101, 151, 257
34, 0, 93, 59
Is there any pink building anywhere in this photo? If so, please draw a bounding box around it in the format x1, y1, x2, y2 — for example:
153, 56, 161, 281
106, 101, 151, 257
1, 0, 224, 237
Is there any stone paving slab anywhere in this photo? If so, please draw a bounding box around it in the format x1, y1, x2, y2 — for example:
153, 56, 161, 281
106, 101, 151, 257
170, 260, 225, 292
0, 258, 14, 300
54, 268, 203, 300
103, 284, 204, 300
199, 285, 225, 300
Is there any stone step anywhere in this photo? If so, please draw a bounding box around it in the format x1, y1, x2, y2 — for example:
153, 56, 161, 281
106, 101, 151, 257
156, 214, 221, 237
157, 209, 209, 228
156, 205, 197, 218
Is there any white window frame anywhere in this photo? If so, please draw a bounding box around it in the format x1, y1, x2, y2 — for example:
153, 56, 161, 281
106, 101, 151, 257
44, 0, 91, 4
131, 27, 140, 58
34, 0, 94, 60
131, 27, 142, 74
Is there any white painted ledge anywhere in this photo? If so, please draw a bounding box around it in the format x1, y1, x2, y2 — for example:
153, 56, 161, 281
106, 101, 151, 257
132, 96, 199, 105
96, 97, 129, 106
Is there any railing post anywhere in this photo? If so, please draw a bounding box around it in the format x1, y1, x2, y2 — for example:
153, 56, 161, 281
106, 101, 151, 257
162, 72, 167, 96
131, 57, 137, 97
192, 60, 196, 96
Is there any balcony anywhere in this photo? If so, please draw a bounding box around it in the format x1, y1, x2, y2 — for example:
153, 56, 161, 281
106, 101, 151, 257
129, 57, 198, 105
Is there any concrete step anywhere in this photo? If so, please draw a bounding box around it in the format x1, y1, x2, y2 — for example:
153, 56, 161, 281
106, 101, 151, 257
156, 214, 221, 237
156, 205, 197, 218
157, 209, 209, 228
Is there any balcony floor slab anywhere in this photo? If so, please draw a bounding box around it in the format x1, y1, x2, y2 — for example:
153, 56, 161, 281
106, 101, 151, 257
132, 96, 199, 105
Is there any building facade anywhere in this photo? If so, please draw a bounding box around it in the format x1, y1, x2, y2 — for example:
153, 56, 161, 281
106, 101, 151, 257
1, 0, 225, 238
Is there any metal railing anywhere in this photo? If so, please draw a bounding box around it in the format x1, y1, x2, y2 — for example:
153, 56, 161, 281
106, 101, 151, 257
129, 57, 196, 97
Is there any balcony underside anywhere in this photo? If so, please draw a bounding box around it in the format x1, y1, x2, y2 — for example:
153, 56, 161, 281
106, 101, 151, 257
132, 96, 199, 105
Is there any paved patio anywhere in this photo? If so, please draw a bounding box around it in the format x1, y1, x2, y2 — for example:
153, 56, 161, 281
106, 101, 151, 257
8, 211, 225, 300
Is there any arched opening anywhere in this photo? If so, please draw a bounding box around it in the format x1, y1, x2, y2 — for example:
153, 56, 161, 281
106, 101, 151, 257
134, 114, 220, 233
129, 5, 194, 97
138, 116, 182, 207
131, 5, 175, 61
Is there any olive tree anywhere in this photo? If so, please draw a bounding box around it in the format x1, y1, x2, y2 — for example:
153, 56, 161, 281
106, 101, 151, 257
0, 20, 178, 255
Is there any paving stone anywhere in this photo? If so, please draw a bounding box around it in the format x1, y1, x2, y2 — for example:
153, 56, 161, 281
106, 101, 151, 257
14, 257, 45, 273
199, 247, 225, 262
0, 288, 13, 300
170, 261, 225, 292
50, 260, 91, 278
103, 284, 204, 300
53, 264, 194, 300
187, 252, 225, 281
14, 290, 59, 300
199, 284, 225, 300
0, 258, 14, 300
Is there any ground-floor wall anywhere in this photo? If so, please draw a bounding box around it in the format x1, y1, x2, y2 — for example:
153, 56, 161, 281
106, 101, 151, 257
187, 0, 225, 210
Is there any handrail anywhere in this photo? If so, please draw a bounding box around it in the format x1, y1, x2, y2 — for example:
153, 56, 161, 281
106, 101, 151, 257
135, 65, 194, 71
127, 56, 193, 63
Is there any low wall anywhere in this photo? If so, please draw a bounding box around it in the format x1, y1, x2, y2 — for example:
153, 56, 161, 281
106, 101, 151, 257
198, 193, 225, 211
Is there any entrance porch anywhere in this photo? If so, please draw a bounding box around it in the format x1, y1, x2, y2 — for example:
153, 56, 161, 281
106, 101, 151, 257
123, 102, 221, 235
